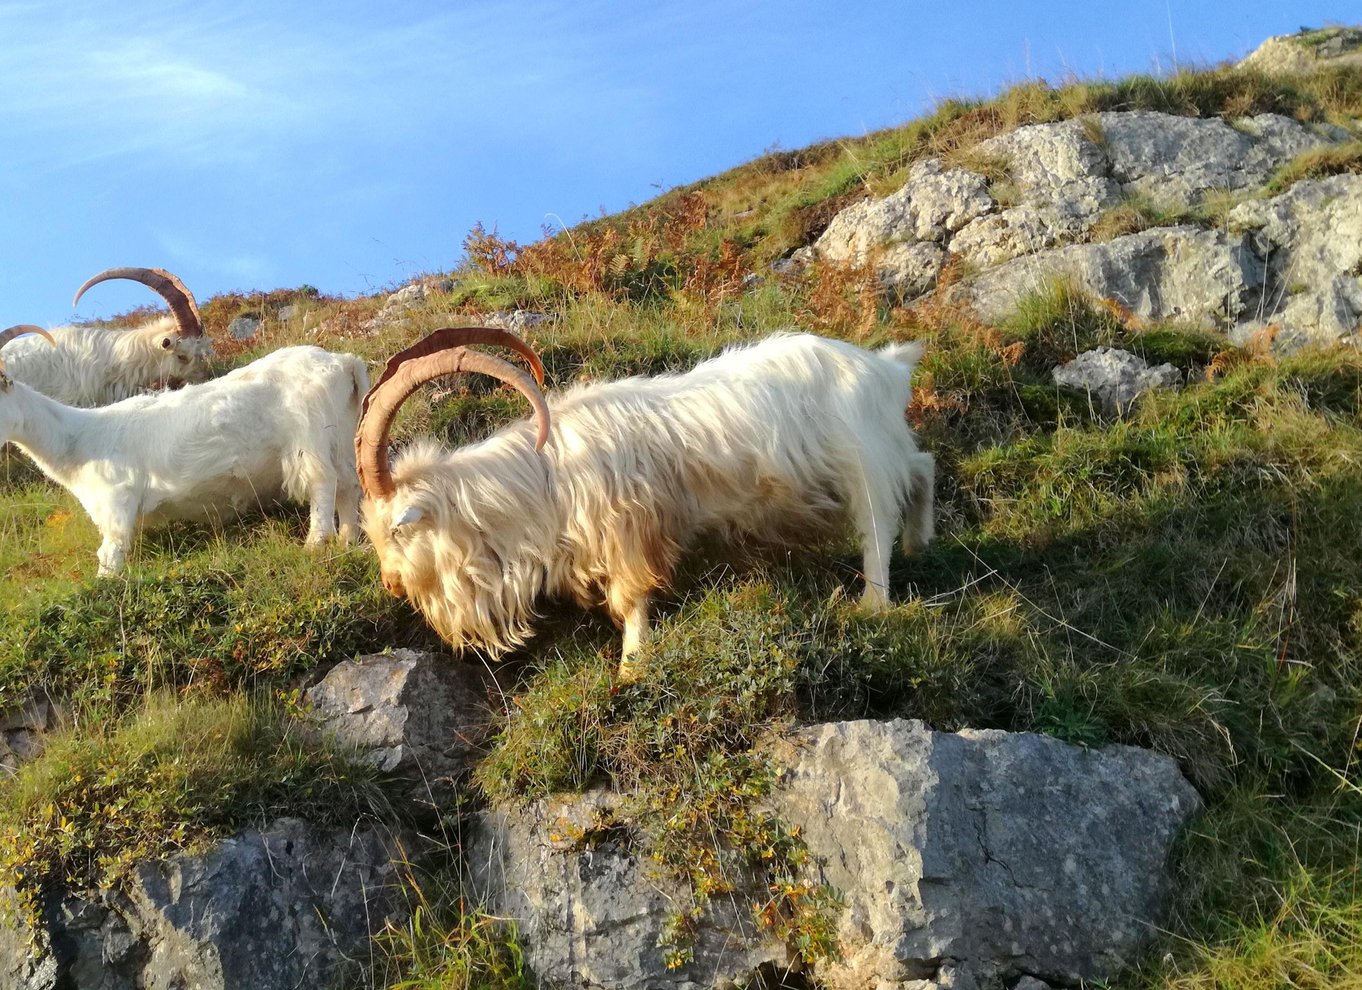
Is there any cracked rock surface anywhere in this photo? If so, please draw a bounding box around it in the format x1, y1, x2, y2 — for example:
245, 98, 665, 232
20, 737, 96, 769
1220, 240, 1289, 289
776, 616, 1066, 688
778, 720, 1199, 989
0, 819, 408, 990
470, 718, 1199, 990
1051, 347, 1184, 416
804, 104, 1360, 344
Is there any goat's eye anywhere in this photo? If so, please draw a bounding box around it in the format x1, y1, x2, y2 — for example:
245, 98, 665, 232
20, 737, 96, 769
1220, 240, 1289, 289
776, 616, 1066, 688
178, 355, 190, 364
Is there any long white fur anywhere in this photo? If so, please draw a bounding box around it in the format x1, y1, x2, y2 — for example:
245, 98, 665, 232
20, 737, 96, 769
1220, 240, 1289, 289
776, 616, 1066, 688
0, 345, 369, 575
365, 332, 934, 671
0, 315, 214, 407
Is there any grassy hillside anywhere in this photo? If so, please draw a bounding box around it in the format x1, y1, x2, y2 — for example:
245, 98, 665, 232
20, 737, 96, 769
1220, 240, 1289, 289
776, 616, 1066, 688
4, 47, 1362, 988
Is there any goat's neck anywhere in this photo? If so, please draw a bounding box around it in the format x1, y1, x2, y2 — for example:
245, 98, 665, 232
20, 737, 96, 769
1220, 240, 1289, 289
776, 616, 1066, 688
8, 386, 89, 485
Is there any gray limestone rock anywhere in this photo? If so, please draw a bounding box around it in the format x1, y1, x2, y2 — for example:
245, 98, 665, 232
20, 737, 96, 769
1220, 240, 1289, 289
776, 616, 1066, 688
470, 791, 775, 990
0, 819, 408, 990
1096, 111, 1330, 205
1239, 27, 1362, 75
952, 204, 1090, 268
974, 118, 1119, 217
951, 111, 1335, 270
777, 720, 1199, 990
878, 241, 946, 300
818, 158, 993, 262
469, 718, 1199, 990
306, 648, 495, 788
364, 276, 457, 330
0, 689, 55, 776
1228, 174, 1362, 345
485, 309, 554, 334
964, 226, 1263, 329
0, 691, 50, 732
225, 315, 261, 340
1052, 347, 1183, 415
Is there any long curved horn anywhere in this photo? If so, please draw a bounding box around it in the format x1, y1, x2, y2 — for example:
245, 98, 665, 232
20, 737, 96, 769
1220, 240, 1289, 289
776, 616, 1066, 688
72, 267, 204, 338
356, 341, 551, 501
364, 326, 546, 418
0, 325, 56, 373
0, 325, 56, 350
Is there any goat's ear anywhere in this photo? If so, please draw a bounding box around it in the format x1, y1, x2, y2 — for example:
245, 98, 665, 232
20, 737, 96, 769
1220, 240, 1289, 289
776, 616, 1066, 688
160, 336, 173, 350
391, 505, 424, 532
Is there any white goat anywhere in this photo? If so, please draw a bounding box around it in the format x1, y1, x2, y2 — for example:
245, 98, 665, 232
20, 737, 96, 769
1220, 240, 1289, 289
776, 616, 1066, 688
0, 326, 368, 575
1, 268, 214, 407
356, 327, 934, 676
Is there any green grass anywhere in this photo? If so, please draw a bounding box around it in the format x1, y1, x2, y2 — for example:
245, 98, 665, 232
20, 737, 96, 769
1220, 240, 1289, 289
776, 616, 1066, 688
1266, 140, 1362, 193
10, 268, 1362, 989
3, 55, 1362, 990
0, 693, 399, 935
1090, 191, 1226, 241
0, 523, 435, 718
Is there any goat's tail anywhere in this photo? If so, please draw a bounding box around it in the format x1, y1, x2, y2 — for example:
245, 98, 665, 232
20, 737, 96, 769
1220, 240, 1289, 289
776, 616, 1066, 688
349, 355, 372, 409
877, 340, 925, 371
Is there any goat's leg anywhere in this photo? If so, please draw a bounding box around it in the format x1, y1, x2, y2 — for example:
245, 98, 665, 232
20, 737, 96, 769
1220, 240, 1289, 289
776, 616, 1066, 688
305, 471, 339, 545
616, 593, 651, 682
902, 452, 936, 554
93, 504, 137, 577
847, 460, 899, 609
335, 474, 360, 545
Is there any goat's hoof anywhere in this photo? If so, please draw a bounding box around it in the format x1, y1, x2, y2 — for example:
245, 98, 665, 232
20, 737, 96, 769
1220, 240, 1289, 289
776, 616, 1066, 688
859, 589, 891, 611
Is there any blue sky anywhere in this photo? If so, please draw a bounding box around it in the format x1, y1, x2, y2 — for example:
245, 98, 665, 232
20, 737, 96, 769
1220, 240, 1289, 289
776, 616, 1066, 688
2, 1, 1356, 327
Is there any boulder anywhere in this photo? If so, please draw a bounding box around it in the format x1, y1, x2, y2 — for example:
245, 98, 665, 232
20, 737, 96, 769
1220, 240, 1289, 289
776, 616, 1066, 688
812, 107, 1343, 288
809, 158, 991, 296
469, 718, 1199, 990
485, 309, 554, 334
364, 276, 457, 330
1238, 27, 1362, 75
0, 689, 56, 776
952, 111, 1335, 269
0, 819, 408, 990
1052, 347, 1183, 415
963, 226, 1263, 329
225, 315, 261, 340
306, 648, 496, 796
1228, 174, 1362, 345
1095, 111, 1329, 205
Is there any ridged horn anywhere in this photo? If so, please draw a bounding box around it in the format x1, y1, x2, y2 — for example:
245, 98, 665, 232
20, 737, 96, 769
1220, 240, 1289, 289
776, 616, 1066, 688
362, 326, 546, 421
0, 325, 55, 373
73, 267, 204, 338
0, 325, 55, 350
356, 331, 551, 501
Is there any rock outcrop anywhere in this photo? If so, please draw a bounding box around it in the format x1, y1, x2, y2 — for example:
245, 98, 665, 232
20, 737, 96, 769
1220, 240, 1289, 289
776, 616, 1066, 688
0, 690, 57, 776
0, 819, 408, 990
1227, 173, 1362, 346
1238, 26, 1362, 75
470, 718, 1200, 990
803, 100, 1361, 345
1051, 347, 1183, 415
0, 660, 1199, 990
305, 648, 496, 785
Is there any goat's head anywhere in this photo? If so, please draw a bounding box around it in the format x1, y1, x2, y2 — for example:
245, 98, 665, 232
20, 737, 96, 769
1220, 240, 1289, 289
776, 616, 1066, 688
355, 327, 550, 601
73, 267, 214, 384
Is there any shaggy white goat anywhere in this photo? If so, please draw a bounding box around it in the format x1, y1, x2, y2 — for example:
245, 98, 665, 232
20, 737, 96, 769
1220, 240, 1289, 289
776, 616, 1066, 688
0, 268, 214, 407
0, 326, 368, 575
356, 328, 934, 676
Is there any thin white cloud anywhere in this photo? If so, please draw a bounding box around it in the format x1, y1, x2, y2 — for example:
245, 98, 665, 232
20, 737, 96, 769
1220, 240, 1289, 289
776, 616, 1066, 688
153, 228, 272, 285
0, 0, 669, 174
